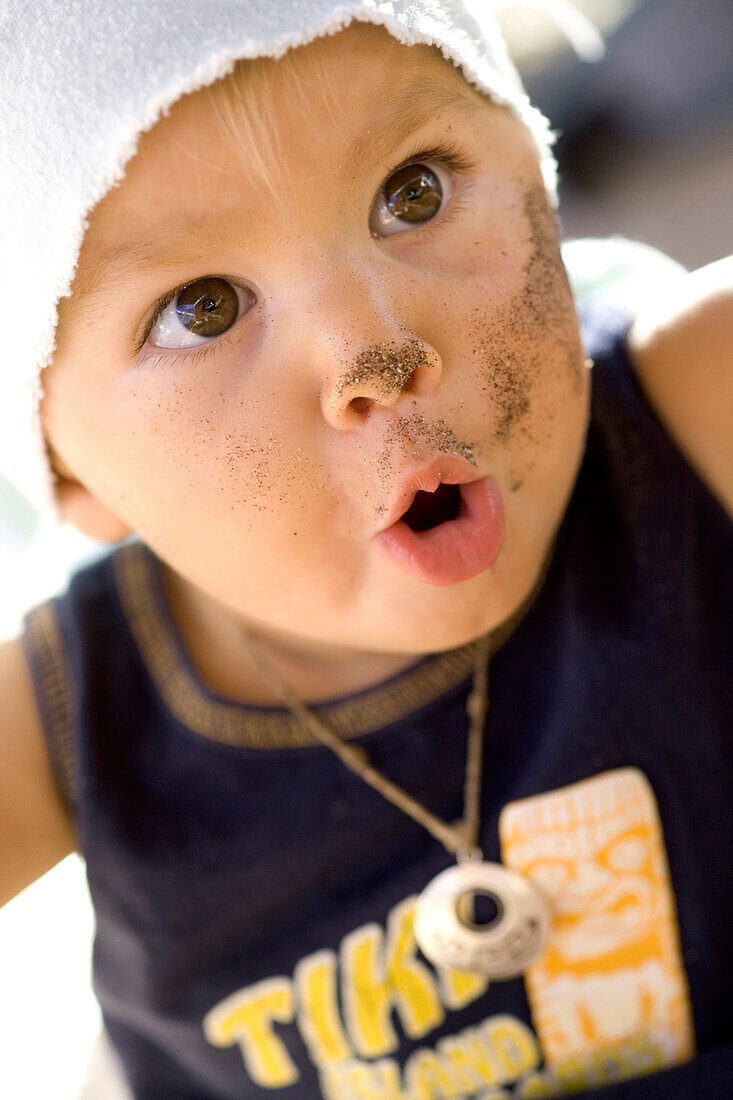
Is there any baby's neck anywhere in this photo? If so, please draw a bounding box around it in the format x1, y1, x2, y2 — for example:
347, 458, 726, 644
161, 566, 422, 706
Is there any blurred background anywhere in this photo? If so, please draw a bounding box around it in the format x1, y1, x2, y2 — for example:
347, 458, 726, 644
508, 0, 733, 268
1, 1, 731, 1096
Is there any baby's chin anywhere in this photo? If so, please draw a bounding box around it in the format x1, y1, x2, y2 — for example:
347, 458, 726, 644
366, 527, 556, 657
324, 575, 523, 661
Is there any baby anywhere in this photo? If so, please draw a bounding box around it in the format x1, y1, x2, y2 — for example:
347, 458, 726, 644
1, 3, 732, 1098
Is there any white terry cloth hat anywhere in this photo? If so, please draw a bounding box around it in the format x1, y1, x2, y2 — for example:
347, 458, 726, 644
0, 0, 604, 520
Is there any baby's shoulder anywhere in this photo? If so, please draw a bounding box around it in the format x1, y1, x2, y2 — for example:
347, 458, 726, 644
626, 255, 733, 521
0, 637, 77, 908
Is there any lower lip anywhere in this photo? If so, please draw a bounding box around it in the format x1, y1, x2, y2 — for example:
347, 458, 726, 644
375, 477, 505, 586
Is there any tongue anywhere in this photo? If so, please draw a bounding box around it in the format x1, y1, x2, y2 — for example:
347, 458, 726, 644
375, 477, 505, 586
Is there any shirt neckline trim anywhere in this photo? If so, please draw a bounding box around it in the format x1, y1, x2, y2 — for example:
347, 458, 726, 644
113, 542, 499, 749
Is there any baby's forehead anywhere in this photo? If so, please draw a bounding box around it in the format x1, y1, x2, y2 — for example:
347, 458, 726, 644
208, 20, 486, 111
67, 25, 503, 307
118, 21, 488, 186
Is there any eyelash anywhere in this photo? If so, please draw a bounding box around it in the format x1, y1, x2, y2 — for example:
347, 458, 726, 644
144, 329, 241, 370
381, 139, 477, 188
139, 139, 478, 366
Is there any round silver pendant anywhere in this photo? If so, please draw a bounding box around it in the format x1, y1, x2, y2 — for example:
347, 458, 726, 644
413, 861, 551, 979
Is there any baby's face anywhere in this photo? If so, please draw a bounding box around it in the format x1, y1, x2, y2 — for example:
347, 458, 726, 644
44, 22, 589, 660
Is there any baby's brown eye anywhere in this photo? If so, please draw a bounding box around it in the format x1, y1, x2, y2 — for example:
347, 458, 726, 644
370, 159, 453, 238
175, 277, 239, 337
147, 276, 256, 353
384, 163, 442, 224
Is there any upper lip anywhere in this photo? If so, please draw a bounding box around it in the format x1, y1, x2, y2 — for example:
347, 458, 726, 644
377, 453, 482, 532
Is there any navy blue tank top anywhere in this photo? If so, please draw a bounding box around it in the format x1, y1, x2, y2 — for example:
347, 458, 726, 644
22, 297, 733, 1099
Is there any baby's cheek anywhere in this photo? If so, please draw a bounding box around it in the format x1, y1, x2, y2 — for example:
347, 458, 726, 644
112, 372, 342, 543
466, 186, 584, 454
431, 176, 529, 290
117, 380, 221, 493
221, 428, 326, 518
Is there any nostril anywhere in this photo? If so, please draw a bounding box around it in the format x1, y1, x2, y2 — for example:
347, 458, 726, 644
349, 396, 371, 414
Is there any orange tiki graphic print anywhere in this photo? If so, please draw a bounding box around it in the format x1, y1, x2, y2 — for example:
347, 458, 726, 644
499, 768, 695, 1071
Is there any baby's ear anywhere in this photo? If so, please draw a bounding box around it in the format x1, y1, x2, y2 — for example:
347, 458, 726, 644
50, 452, 131, 543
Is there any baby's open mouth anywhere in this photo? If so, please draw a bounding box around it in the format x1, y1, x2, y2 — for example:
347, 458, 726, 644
375, 477, 505, 586
401, 482, 462, 532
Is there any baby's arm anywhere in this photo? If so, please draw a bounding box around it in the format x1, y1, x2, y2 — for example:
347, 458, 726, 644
628, 255, 733, 520
0, 639, 76, 908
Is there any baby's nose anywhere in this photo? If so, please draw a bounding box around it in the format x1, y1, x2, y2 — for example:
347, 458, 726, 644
323, 338, 443, 429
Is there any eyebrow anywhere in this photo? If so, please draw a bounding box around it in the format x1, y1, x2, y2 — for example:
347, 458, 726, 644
67, 214, 247, 315
66, 78, 482, 315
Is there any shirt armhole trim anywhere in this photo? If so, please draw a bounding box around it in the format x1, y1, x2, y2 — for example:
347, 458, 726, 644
21, 602, 78, 816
